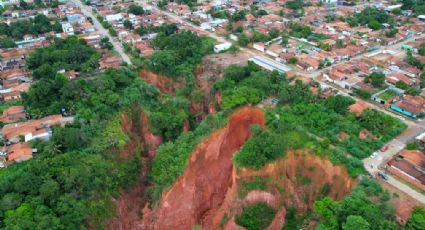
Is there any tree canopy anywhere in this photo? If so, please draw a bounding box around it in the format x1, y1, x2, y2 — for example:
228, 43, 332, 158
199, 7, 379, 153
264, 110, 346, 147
26, 36, 100, 79
145, 31, 214, 80
314, 179, 398, 230
0, 14, 62, 40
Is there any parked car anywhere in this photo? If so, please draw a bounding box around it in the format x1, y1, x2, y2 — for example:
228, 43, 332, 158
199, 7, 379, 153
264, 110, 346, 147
378, 171, 389, 180
380, 145, 389, 152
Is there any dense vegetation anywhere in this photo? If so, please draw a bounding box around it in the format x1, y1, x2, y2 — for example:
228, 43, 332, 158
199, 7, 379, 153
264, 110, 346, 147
233, 125, 286, 169
157, 0, 197, 8
217, 63, 405, 176
0, 68, 158, 229
8, 0, 59, 10
144, 30, 214, 81
406, 206, 425, 229
214, 62, 284, 110
347, 7, 394, 30
135, 23, 178, 36
235, 202, 276, 230
0, 14, 62, 40
127, 4, 145, 15
26, 36, 101, 80
402, 0, 425, 16
2, 26, 213, 227
209, 9, 247, 22
314, 179, 402, 229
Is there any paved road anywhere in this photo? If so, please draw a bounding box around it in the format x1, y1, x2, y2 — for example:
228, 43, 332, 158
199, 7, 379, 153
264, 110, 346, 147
71, 0, 132, 65
386, 175, 425, 204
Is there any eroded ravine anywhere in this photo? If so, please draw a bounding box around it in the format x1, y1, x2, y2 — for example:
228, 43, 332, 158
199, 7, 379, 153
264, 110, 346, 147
142, 107, 265, 229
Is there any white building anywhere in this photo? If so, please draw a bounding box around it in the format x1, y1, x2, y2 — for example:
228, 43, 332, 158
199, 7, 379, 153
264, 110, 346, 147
62, 23, 74, 35
214, 42, 232, 53
105, 13, 123, 22
24, 128, 51, 142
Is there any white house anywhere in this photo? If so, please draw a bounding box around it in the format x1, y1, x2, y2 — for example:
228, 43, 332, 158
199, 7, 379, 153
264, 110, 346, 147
105, 13, 123, 22
24, 127, 51, 142
214, 42, 232, 53
62, 23, 74, 35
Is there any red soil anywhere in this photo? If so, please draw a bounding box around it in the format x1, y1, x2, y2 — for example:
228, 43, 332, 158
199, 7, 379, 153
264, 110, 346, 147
142, 107, 265, 229
140, 113, 163, 158
237, 151, 356, 212
139, 69, 183, 95
107, 112, 163, 230
114, 108, 355, 230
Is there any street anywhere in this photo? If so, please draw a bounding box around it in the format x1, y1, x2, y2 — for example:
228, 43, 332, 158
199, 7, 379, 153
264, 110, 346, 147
386, 175, 425, 204
71, 0, 132, 65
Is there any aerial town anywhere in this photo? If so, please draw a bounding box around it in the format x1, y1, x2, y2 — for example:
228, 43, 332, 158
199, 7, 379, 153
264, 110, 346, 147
0, 0, 424, 229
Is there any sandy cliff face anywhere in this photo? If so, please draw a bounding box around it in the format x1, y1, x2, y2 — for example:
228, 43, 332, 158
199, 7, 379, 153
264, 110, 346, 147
142, 107, 265, 229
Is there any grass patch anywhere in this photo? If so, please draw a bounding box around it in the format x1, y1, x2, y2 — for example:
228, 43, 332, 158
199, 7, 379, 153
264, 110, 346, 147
377, 89, 397, 101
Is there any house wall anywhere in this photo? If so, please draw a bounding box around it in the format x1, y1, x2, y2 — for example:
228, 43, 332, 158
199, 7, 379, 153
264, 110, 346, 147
14, 154, 33, 163
387, 166, 425, 191
390, 105, 417, 118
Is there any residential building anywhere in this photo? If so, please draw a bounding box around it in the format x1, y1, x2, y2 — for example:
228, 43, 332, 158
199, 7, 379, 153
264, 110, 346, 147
387, 150, 425, 190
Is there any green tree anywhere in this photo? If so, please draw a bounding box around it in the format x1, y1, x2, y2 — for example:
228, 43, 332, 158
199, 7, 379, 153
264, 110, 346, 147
406, 87, 421, 96
238, 33, 249, 47
223, 64, 248, 82
395, 80, 408, 89
369, 72, 385, 87
123, 20, 133, 29
100, 37, 113, 50
391, 8, 402, 15
233, 127, 286, 169
235, 202, 276, 230
342, 215, 370, 230
419, 43, 425, 56
289, 57, 298, 64
0, 38, 16, 48
268, 28, 280, 39
368, 19, 382, 30
128, 4, 145, 15
324, 95, 355, 115
406, 206, 425, 230
336, 39, 345, 48
109, 28, 117, 36
314, 197, 340, 229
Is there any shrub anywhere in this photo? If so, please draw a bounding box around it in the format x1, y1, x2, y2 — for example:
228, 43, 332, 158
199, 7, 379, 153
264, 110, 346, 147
235, 202, 276, 230
233, 126, 286, 169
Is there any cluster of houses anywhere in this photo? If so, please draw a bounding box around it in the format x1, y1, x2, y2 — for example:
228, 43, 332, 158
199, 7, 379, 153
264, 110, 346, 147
0, 107, 74, 167
385, 132, 425, 192
0, 0, 128, 167
88, 0, 176, 57
0, 0, 127, 102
